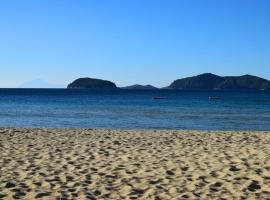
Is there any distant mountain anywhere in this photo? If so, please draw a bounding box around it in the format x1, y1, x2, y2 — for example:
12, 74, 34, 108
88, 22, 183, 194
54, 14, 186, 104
19, 79, 64, 88
121, 84, 158, 90
169, 73, 270, 91
67, 78, 117, 89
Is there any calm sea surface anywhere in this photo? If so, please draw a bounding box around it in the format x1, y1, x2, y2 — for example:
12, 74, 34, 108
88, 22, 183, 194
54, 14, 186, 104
0, 89, 269, 130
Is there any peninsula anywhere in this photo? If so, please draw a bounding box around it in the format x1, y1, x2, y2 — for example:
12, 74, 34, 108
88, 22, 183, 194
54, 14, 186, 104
169, 73, 270, 91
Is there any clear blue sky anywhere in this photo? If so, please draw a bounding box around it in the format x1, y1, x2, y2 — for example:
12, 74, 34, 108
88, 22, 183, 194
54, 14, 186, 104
0, 0, 269, 87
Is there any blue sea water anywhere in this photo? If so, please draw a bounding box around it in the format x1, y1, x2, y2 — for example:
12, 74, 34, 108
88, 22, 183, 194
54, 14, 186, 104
0, 89, 269, 130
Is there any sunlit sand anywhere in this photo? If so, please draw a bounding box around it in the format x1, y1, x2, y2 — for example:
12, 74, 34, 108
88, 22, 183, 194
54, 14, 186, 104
0, 128, 270, 199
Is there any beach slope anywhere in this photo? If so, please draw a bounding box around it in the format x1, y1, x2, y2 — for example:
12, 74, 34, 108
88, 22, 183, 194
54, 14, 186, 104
0, 128, 270, 199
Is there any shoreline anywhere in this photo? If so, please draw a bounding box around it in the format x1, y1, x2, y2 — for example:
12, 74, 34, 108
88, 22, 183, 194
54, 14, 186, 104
1, 127, 269, 132
1, 128, 270, 199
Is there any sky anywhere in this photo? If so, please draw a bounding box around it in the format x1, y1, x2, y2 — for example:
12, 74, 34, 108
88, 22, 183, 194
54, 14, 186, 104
0, 0, 270, 88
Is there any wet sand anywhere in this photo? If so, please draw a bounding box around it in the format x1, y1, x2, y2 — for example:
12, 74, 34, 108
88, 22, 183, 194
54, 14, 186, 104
0, 128, 270, 199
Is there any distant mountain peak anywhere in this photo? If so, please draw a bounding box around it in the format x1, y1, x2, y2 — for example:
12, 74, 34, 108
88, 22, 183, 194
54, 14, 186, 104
121, 84, 158, 90
19, 79, 64, 88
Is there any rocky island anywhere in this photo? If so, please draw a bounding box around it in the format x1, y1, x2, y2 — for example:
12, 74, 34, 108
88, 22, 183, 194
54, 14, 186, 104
67, 78, 117, 89
169, 73, 270, 90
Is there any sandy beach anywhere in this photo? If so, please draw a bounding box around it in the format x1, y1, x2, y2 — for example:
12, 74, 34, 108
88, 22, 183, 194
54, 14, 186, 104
0, 128, 270, 199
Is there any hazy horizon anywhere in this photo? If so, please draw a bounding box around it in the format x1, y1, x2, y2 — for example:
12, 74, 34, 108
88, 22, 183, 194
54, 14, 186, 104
1, 0, 270, 87
2, 72, 268, 89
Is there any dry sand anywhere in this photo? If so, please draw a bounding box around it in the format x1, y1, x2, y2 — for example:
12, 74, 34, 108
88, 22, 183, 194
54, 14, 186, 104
0, 128, 270, 200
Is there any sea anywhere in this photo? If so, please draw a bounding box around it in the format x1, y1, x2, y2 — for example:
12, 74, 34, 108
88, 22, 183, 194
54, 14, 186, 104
0, 89, 269, 131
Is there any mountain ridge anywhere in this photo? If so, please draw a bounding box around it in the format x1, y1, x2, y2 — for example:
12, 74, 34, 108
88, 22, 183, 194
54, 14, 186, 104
169, 73, 270, 91
66, 74, 270, 91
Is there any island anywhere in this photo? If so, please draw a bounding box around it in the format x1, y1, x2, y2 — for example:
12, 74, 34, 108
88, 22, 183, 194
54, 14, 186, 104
67, 78, 117, 89
121, 84, 158, 90
169, 73, 270, 91
67, 74, 270, 91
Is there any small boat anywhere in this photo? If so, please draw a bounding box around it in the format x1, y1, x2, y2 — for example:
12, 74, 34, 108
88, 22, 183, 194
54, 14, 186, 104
153, 97, 165, 100
209, 96, 220, 100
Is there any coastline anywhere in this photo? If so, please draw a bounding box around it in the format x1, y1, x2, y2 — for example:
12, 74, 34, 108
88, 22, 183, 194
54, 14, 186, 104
1, 128, 270, 199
